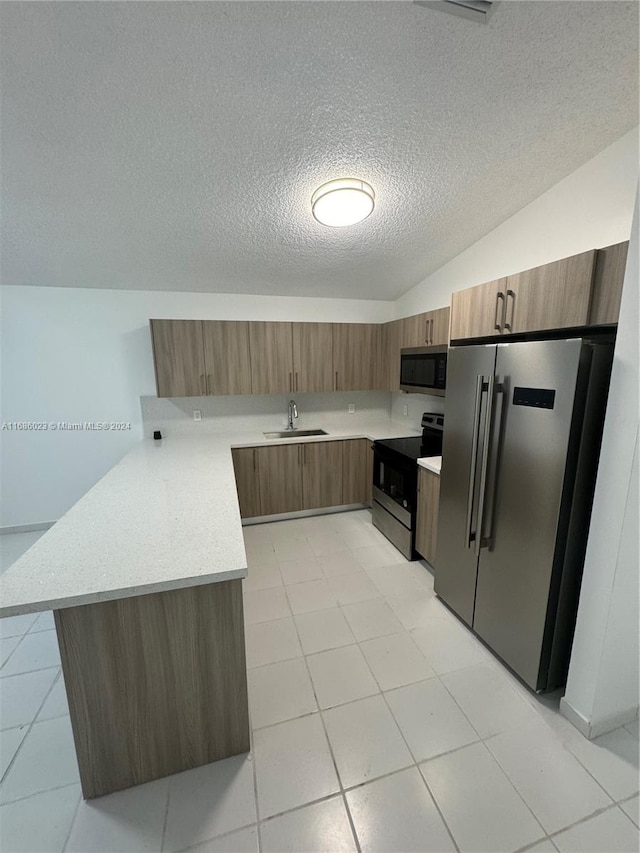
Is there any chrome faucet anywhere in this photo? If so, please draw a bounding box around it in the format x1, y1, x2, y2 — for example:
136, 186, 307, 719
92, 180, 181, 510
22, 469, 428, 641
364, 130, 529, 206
286, 399, 298, 431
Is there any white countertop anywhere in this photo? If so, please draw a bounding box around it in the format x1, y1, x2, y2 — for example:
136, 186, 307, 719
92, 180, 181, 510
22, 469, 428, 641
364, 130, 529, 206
418, 455, 442, 474
0, 422, 420, 617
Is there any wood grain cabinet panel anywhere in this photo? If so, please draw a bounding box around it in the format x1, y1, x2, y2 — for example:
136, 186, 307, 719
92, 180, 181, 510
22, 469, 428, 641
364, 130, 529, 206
202, 321, 252, 396
415, 467, 440, 566
249, 322, 294, 395
150, 320, 206, 397
450, 278, 507, 341
333, 324, 379, 391
292, 323, 334, 392
55, 580, 249, 799
382, 320, 402, 392
588, 241, 629, 326
342, 439, 370, 505
505, 250, 596, 334
231, 447, 261, 519
256, 443, 302, 515
401, 313, 429, 348
302, 441, 344, 510
430, 307, 451, 345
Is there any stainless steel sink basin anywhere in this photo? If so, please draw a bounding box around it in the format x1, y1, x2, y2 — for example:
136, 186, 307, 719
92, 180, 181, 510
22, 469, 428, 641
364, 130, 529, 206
263, 429, 328, 439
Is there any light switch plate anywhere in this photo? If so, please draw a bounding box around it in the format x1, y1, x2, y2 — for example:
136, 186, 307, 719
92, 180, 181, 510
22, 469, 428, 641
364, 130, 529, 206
193, 410, 202, 422
348, 403, 355, 414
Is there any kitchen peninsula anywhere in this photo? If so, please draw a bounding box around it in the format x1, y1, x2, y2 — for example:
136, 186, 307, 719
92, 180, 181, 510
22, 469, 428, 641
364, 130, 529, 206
0, 423, 419, 799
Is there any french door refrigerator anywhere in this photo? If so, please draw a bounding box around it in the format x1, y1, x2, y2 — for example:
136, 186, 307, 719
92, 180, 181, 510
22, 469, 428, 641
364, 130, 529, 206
436, 337, 613, 693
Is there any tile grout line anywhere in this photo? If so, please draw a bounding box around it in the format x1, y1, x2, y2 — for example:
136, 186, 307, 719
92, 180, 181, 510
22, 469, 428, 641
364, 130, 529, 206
284, 594, 363, 853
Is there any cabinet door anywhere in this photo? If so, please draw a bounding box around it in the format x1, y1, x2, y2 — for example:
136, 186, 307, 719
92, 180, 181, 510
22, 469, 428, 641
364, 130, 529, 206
430, 307, 451, 346
342, 439, 370, 505
150, 320, 205, 398
505, 250, 596, 334
202, 321, 252, 396
401, 313, 429, 348
231, 448, 261, 519
256, 444, 302, 515
292, 323, 334, 393
333, 324, 378, 391
588, 241, 629, 326
382, 320, 402, 392
415, 467, 440, 565
249, 322, 294, 394
302, 441, 344, 510
450, 279, 507, 341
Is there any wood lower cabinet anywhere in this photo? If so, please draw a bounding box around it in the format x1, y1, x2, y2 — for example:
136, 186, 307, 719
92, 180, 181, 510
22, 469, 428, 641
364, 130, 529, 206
150, 320, 206, 398
202, 321, 252, 396
342, 439, 370, 505
249, 322, 294, 395
292, 323, 334, 393
231, 448, 261, 519
588, 241, 629, 326
302, 441, 344, 510
256, 443, 302, 516
505, 250, 596, 334
415, 467, 440, 566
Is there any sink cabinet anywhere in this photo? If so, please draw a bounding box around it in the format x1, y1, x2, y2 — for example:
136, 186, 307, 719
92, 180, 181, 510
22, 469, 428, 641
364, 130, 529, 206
232, 438, 371, 519
415, 466, 440, 566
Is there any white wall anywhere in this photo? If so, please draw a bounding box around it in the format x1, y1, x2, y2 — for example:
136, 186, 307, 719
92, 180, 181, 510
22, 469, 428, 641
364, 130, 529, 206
561, 191, 639, 738
0, 288, 393, 527
395, 128, 638, 316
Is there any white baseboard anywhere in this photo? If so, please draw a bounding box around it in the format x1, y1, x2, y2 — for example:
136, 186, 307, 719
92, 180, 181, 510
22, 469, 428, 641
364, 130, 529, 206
560, 696, 639, 740
0, 521, 56, 536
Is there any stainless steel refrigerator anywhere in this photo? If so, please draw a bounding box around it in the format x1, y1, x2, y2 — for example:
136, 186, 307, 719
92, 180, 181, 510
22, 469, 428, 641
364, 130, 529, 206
436, 337, 613, 693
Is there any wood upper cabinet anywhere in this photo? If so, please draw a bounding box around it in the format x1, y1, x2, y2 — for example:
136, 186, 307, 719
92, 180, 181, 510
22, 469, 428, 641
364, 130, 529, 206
231, 447, 261, 519
150, 320, 206, 398
504, 250, 596, 334
342, 439, 371, 505
450, 278, 507, 341
302, 441, 344, 510
202, 321, 252, 396
333, 324, 379, 391
255, 443, 302, 516
415, 467, 440, 566
588, 241, 629, 326
382, 320, 402, 392
249, 322, 294, 395
401, 307, 451, 348
292, 323, 334, 393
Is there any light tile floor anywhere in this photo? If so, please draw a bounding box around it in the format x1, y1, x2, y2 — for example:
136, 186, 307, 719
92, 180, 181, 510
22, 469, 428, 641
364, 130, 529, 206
0, 512, 638, 852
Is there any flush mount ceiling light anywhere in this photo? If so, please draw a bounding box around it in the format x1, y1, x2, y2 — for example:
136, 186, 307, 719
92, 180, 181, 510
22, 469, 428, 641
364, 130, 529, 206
311, 178, 375, 227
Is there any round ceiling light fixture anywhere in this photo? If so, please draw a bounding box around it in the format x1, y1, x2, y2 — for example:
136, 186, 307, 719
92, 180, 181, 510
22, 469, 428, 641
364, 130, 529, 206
311, 178, 375, 227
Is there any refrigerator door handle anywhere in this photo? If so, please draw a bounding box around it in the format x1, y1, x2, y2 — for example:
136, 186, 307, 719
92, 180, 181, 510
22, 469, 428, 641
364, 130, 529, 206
474, 374, 496, 556
479, 380, 505, 550
465, 374, 486, 549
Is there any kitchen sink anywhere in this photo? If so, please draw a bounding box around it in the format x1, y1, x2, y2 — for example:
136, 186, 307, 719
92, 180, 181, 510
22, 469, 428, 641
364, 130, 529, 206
263, 429, 328, 439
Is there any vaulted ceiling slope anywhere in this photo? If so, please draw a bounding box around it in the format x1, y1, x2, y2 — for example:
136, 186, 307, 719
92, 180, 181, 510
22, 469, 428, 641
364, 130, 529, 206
1, 2, 637, 299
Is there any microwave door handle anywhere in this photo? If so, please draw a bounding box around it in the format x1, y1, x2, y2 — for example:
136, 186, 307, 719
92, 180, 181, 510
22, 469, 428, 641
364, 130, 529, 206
465, 375, 486, 550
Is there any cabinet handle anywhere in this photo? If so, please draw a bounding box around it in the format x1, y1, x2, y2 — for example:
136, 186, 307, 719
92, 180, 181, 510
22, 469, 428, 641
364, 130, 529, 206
207, 374, 212, 395
289, 372, 292, 392
335, 371, 339, 391
430, 318, 434, 344
253, 449, 257, 472
199, 373, 205, 394
295, 372, 299, 392
494, 293, 505, 332
504, 289, 515, 332
425, 319, 429, 343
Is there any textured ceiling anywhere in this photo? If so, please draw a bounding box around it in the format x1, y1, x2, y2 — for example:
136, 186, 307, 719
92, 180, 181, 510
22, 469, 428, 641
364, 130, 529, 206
1, 1, 638, 300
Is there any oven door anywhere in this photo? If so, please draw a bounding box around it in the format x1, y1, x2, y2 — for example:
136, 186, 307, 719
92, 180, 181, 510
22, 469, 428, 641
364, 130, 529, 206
372, 445, 417, 528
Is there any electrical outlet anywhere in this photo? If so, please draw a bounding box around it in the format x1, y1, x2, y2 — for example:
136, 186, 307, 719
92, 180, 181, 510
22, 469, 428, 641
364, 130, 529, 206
193, 410, 202, 422
403, 404, 408, 416
348, 403, 355, 414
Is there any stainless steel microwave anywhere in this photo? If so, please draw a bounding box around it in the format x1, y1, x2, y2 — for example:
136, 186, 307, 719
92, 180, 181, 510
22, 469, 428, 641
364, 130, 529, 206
399, 346, 447, 396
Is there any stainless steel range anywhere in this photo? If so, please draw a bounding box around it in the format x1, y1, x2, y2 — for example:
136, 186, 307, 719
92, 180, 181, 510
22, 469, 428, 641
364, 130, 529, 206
372, 413, 444, 559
